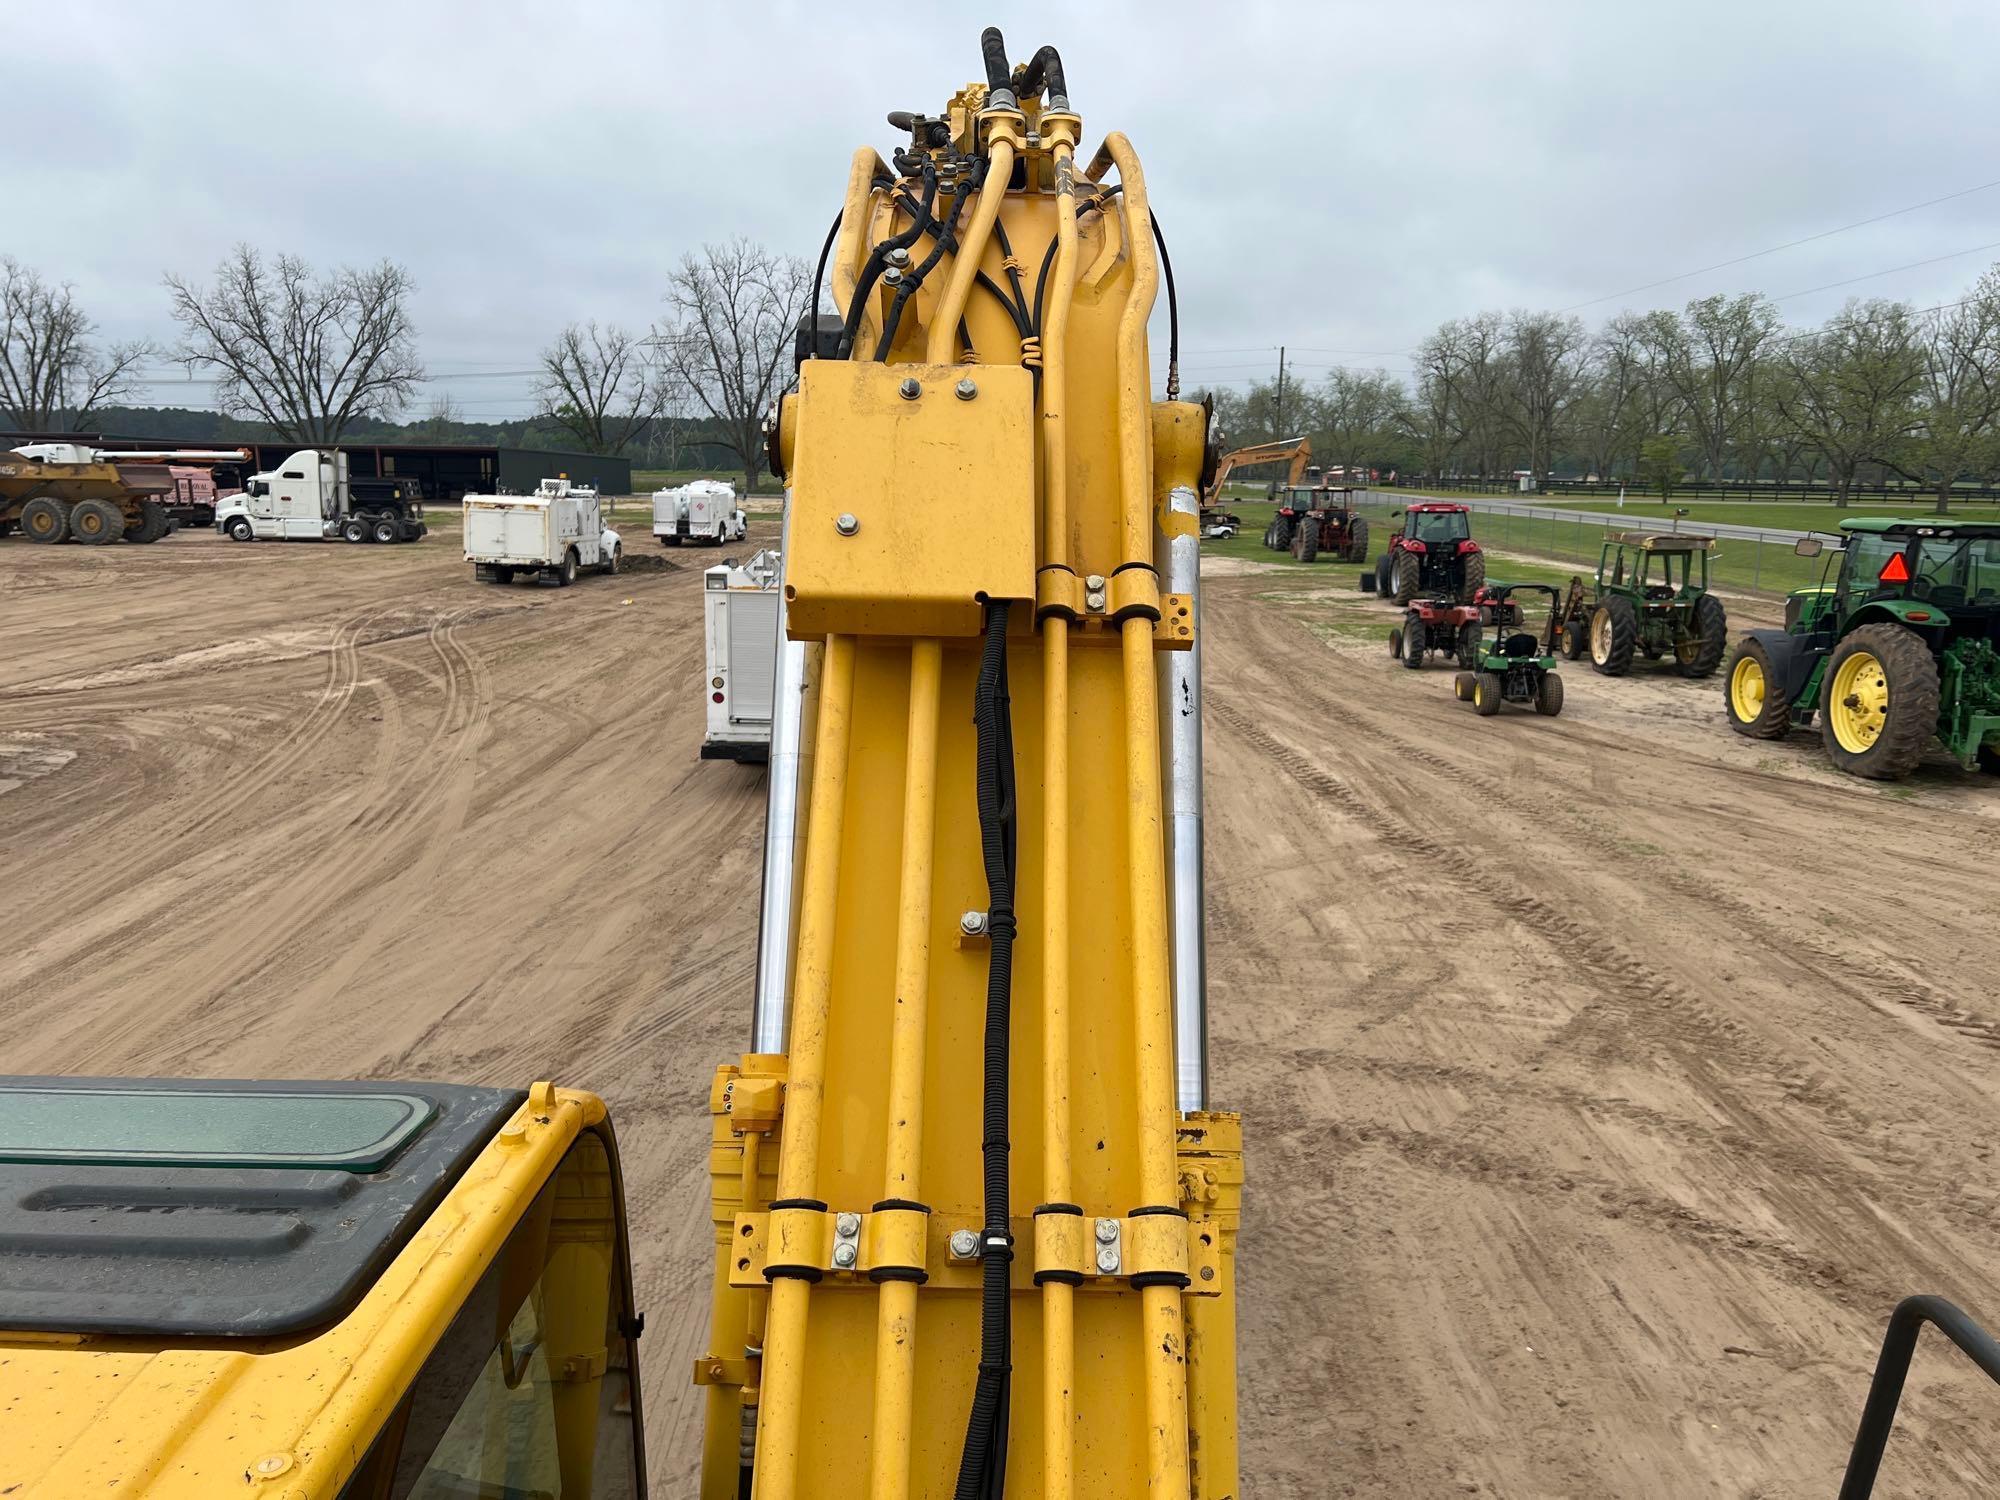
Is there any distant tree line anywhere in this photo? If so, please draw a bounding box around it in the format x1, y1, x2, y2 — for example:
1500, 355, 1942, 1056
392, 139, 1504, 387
1201, 265, 2000, 513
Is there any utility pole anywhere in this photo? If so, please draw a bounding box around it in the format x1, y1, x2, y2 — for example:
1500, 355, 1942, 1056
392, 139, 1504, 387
1273, 345, 1287, 441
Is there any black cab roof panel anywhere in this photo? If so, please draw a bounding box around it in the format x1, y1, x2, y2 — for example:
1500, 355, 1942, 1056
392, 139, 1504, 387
0, 1076, 525, 1338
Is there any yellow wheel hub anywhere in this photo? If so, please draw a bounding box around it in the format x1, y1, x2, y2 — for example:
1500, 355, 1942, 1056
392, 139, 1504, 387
1829, 649, 1890, 752
1729, 655, 1766, 722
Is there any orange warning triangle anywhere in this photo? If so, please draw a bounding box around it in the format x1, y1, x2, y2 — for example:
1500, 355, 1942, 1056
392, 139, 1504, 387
1879, 552, 1911, 583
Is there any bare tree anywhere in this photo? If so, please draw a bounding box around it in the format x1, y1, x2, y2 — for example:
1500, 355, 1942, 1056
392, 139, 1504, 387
0, 258, 148, 430
1902, 267, 2000, 513
656, 239, 813, 495
1499, 310, 1590, 483
1651, 293, 1777, 481
1315, 368, 1406, 473
533, 321, 677, 456
1774, 299, 1925, 508
164, 246, 423, 443
420, 390, 462, 440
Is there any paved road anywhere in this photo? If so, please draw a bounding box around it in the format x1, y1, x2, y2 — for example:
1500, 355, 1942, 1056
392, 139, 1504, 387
1365, 489, 1813, 544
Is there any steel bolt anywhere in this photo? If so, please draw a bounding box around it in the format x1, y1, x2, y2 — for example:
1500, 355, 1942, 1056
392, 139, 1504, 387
835, 1211, 861, 1237
835, 513, 859, 536
1086, 590, 1107, 612
959, 909, 988, 936
949, 1228, 981, 1260
899, 377, 921, 400
1096, 1245, 1120, 1274
1094, 1217, 1119, 1245
882, 267, 905, 287
885, 246, 910, 269
831, 1241, 858, 1269
1085, 573, 1106, 592
955, 378, 978, 401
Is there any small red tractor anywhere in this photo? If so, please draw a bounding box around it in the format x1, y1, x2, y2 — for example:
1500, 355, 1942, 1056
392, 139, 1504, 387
1387, 598, 1483, 670
1372, 502, 1486, 604
1266, 484, 1370, 563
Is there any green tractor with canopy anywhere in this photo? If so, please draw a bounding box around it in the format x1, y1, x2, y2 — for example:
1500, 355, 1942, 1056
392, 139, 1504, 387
1723, 518, 2000, 779
1555, 532, 1728, 677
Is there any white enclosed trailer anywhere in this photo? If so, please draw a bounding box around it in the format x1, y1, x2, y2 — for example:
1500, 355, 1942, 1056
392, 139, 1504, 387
463, 479, 620, 586
654, 479, 746, 547
701, 548, 781, 761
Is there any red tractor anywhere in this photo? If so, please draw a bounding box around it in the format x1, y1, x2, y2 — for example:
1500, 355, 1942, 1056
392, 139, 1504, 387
1373, 503, 1486, 605
1387, 597, 1484, 670
1266, 484, 1370, 563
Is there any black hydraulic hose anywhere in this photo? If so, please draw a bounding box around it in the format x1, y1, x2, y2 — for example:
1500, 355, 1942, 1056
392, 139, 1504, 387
979, 26, 1013, 100
1150, 208, 1181, 399
805, 206, 845, 359
989, 216, 1033, 334
1030, 185, 1121, 336
953, 598, 1017, 1500
837, 166, 939, 360
874, 178, 971, 360
893, 186, 1033, 340
1018, 45, 1068, 107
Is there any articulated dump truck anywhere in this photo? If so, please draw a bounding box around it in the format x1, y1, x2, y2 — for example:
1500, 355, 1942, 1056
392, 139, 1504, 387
0, 27, 1239, 1500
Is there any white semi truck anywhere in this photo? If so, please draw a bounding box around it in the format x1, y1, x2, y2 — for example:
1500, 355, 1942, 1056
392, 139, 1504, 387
653, 479, 746, 547
701, 548, 781, 761
463, 478, 621, 586
214, 449, 426, 543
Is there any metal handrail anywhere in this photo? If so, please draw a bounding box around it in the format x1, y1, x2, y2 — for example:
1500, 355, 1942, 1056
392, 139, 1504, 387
1838, 1296, 2000, 1498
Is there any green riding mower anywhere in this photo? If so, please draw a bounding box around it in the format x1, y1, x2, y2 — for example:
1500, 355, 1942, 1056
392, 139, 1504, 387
1724, 519, 2000, 779
1453, 582, 1565, 717
1554, 532, 1729, 677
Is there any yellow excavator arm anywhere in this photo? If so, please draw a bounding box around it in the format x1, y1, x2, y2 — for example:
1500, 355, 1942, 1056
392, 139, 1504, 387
698, 26, 1241, 1500
1203, 436, 1313, 506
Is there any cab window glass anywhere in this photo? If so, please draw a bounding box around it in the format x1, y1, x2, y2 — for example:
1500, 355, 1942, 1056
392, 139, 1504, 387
1840, 533, 1902, 600
339, 1130, 642, 1500
1412, 511, 1468, 544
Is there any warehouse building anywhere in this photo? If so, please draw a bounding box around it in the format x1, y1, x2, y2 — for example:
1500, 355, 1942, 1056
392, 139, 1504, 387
4, 433, 632, 500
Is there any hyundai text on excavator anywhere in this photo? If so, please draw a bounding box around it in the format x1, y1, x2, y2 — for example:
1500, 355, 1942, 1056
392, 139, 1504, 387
0, 28, 1239, 1500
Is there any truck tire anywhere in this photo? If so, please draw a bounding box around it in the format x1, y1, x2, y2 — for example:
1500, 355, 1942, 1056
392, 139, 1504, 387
1345, 517, 1369, 563
1723, 637, 1791, 740
1270, 515, 1294, 552
227, 516, 255, 542
125, 498, 170, 544
1292, 517, 1319, 562
1534, 671, 1565, 716
1454, 671, 1476, 702
1457, 549, 1486, 602
70, 499, 124, 545
558, 549, 579, 587
21, 496, 69, 544
1589, 596, 1638, 676
662, 534, 682, 547
1676, 592, 1729, 678
1819, 623, 1938, 780
1391, 550, 1420, 606
1402, 612, 1425, 669
342, 517, 368, 543
603, 544, 621, 575
493, 565, 516, 585
1359, 569, 1377, 594
371, 515, 400, 545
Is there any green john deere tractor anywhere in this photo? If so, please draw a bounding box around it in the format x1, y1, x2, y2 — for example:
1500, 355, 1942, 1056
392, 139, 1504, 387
1555, 532, 1728, 678
1723, 519, 2000, 779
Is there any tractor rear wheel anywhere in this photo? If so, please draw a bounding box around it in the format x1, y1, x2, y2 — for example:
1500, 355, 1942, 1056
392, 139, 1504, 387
1473, 671, 1503, 716
1819, 623, 1938, 779
1723, 638, 1792, 740
1561, 621, 1587, 660
20, 497, 69, 543
1589, 596, 1638, 676
1457, 549, 1486, 602
1457, 622, 1482, 668
1391, 551, 1420, 606
1345, 517, 1370, 563
1534, 671, 1565, 716
70, 499, 124, 545
1292, 518, 1318, 562
1676, 592, 1729, 678
1402, 613, 1425, 669
1454, 671, 1476, 702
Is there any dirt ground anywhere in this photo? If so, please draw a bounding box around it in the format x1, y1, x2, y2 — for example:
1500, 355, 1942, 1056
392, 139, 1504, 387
4, 525, 1999, 1496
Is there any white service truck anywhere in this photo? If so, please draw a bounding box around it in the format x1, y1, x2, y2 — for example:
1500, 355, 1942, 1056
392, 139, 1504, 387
214, 449, 427, 543
463, 479, 621, 586
701, 548, 781, 761
654, 479, 746, 547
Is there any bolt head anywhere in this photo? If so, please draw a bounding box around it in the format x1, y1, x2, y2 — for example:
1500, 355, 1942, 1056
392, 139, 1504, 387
885, 246, 910, 268
835, 1211, 861, 1237
835, 512, 859, 536
831, 1241, 858, 1269
1085, 574, 1106, 591
1094, 1217, 1119, 1244
1096, 1246, 1120, 1273
882, 267, 905, 287
955, 378, 978, 401
1086, 591, 1107, 612
949, 1228, 981, 1259
959, 909, 988, 936
899, 377, 921, 400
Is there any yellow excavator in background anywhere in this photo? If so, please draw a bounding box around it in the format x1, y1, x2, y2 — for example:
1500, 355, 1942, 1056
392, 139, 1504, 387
0, 27, 1237, 1500
1197, 436, 1312, 537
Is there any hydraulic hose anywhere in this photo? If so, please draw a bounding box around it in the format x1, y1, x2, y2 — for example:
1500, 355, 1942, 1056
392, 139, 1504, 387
979, 26, 1015, 104
1018, 45, 1069, 108
953, 598, 1017, 1500
1150, 209, 1181, 399
875, 179, 972, 360
838, 166, 940, 359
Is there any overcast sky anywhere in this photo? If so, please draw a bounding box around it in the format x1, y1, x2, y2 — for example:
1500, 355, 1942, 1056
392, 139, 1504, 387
9, 0, 1999, 419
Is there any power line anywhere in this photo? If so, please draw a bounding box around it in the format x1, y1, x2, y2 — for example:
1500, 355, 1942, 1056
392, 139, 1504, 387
1772, 241, 2000, 303
1555, 176, 2000, 314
